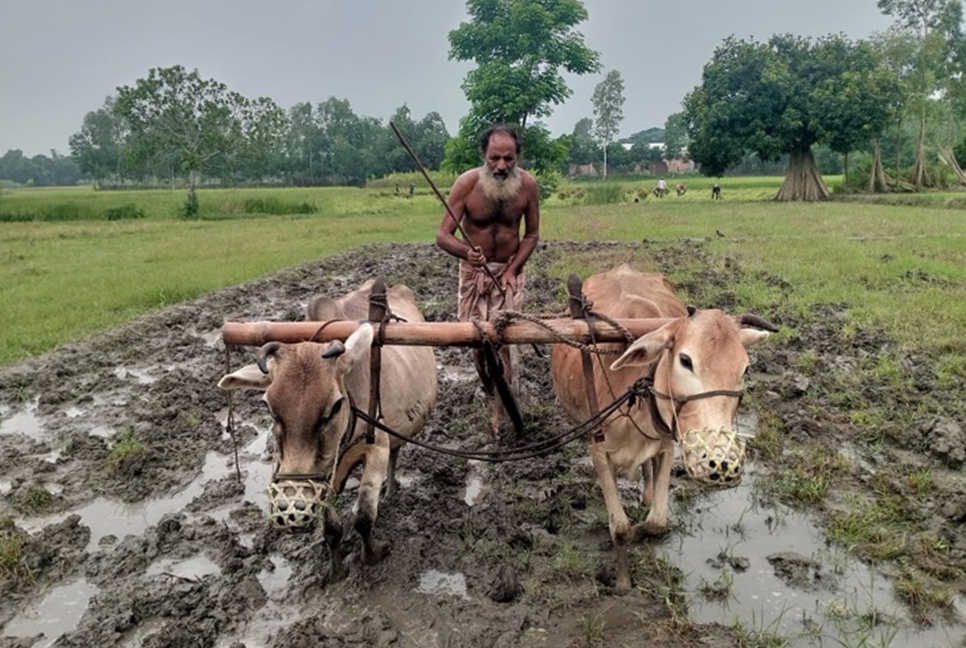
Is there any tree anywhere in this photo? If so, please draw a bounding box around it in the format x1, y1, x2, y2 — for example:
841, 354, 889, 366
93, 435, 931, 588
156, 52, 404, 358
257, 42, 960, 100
69, 96, 128, 185
115, 66, 286, 207
445, 0, 600, 172
663, 112, 689, 160
811, 38, 902, 188
878, 0, 963, 186
592, 69, 625, 179
685, 34, 897, 201
568, 117, 599, 166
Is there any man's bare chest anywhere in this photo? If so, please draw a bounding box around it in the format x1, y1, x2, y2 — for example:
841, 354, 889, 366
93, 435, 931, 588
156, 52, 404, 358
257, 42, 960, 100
465, 194, 526, 227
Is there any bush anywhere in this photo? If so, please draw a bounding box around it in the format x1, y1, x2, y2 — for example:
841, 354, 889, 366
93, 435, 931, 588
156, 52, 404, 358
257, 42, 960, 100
583, 183, 625, 205
243, 197, 317, 215
367, 171, 457, 190
0, 202, 98, 222
182, 191, 200, 218
104, 204, 145, 221
535, 170, 562, 201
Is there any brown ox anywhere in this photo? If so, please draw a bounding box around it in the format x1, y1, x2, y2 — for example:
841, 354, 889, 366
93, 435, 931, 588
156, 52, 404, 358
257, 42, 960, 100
218, 280, 437, 580
675, 183, 687, 196
551, 265, 773, 590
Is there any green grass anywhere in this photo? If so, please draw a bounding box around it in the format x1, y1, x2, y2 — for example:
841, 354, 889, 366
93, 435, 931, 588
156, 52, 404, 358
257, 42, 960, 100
2, 178, 966, 365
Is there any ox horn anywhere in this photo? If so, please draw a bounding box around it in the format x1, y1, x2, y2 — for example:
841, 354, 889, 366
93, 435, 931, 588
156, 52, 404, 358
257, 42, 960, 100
256, 342, 282, 375
321, 340, 346, 359
738, 314, 779, 332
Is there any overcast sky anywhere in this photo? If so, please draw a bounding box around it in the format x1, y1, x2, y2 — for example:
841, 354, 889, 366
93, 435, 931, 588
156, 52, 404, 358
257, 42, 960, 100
1, 0, 894, 157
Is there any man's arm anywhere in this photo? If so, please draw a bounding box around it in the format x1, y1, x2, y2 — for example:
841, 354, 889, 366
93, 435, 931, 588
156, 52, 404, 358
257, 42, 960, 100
504, 174, 540, 289
436, 172, 485, 265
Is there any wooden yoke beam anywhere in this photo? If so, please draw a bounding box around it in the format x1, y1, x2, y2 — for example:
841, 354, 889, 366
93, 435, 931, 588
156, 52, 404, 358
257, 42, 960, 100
222, 317, 673, 348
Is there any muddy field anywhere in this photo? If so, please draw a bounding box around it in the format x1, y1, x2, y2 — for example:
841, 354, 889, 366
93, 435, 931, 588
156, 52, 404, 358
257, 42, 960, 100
1, 241, 965, 648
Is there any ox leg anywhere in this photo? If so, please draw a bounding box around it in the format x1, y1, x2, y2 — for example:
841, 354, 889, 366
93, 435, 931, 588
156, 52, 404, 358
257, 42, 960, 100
640, 459, 654, 507
384, 446, 401, 500
352, 435, 391, 565
636, 441, 674, 538
323, 504, 347, 582
590, 443, 633, 591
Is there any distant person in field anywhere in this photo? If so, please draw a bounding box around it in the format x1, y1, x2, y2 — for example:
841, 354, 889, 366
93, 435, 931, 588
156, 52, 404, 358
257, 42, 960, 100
395, 184, 400, 196
409, 182, 415, 199
655, 177, 668, 198
712, 184, 722, 200
675, 183, 687, 197
436, 123, 541, 435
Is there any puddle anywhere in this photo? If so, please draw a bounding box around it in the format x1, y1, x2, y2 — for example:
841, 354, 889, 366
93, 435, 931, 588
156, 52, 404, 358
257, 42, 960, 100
114, 366, 156, 385
671, 469, 966, 647
416, 570, 470, 600
0, 480, 12, 494
21, 451, 236, 553
257, 555, 293, 598
197, 329, 223, 348
2, 578, 98, 647
146, 554, 220, 580
119, 617, 167, 648
0, 399, 45, 441
462, 461, 484, 506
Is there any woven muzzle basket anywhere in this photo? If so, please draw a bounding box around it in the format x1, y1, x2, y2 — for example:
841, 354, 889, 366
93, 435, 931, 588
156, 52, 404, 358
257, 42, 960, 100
679, 427, 746, 486
267, 479, 328, 528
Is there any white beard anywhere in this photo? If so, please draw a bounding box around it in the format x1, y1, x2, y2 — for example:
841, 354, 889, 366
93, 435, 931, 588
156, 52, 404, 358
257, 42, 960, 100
479, 166, 523, 202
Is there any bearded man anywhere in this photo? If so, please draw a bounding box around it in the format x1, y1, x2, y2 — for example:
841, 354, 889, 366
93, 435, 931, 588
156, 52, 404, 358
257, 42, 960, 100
436, 124, 541, 435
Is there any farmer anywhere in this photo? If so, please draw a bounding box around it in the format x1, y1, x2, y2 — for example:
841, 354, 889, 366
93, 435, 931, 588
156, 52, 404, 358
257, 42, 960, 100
409, 182, 415, 199
655, 177, 668, 198
436, 123, 541, 435
712, 183, 722, 200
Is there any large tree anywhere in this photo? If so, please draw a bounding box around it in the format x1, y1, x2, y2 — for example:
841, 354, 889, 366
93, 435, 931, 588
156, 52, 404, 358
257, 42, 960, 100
592, 69, 625, 179
663, 111, 690, 161
69, 96, 128, 186
878, 0, 964, 186
685, 34, 899, 201
115, 66, 286, 206
444, 0, 600, 171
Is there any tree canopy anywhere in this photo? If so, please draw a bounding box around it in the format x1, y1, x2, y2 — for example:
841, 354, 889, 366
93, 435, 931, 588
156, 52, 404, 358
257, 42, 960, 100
444, 0, 600, 173
592, 69, 625, 179
685, 34, 902, 200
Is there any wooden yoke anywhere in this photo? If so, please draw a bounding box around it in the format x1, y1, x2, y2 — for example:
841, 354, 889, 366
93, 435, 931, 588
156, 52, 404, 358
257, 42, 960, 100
567, 275, 605, 443
366, 278, 387, 445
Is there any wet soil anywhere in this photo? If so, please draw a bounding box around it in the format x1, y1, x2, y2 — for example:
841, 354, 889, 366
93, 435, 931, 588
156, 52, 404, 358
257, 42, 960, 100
1, 241, 964, 648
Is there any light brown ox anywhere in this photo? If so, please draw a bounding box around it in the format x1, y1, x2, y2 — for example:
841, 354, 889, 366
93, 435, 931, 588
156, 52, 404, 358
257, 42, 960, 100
551, 265, 773, 590
218, 280, 437, 580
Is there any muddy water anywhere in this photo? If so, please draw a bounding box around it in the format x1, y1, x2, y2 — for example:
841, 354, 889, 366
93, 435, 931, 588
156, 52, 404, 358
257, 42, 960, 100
1, 242, 964, 648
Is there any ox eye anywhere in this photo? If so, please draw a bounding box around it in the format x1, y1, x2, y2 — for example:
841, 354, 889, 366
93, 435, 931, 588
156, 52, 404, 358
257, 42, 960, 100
327, 397, 345, 419
679, 353, 694, 372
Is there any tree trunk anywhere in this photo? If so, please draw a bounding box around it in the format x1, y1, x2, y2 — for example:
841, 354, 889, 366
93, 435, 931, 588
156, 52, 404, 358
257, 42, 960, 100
602, 145, 608, 180
912, 112, 926, 187
869, 139, 887, 193
775, 147, 830, 201
938, 147, 966, 187
895, 115, 903, 180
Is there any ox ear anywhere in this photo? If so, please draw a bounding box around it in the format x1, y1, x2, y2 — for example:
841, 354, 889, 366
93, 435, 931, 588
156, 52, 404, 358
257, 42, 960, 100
739, 329, 770, 348
340, 323, 374, 370
610, 321, 676, 370
218, 364, 272, 391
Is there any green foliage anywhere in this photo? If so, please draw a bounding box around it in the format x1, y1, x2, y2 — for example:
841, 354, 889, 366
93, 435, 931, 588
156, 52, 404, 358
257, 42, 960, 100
583, 183, 625, 205
106, 429, 145, 476
534, 169, 562, 200
445, 0, 600, 172
686, 34, 902, 200
592, 69, 625, 148
663, 112, 690, 160
243, 197, 316, 215
104, 204, 144, 221
182, 190, 200, 219
0, 518, 30, 586
449, 0, 600, 127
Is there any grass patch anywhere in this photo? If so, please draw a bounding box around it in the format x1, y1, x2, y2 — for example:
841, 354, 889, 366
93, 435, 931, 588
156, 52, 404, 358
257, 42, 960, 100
19, 485, 54, 515
105, 429, 146, 476
582, 183, 625, 205
0, 518, 30, 587
243, 197, 317, 215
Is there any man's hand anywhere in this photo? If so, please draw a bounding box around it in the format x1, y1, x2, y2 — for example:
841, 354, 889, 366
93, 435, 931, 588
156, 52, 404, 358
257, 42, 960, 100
466, 246, 486, 267
501, 270, 518, 294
